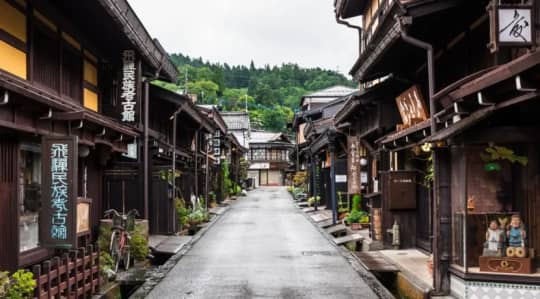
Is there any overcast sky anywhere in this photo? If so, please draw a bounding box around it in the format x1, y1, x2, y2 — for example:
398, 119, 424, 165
128, 0, 360, 77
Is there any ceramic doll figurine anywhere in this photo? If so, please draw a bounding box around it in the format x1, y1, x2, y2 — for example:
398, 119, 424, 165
483, 220, 504, 256
506, 214, 527, 258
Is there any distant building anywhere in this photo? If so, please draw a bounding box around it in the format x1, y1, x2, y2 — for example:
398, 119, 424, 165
300, 85, 357, 111
248, 131, 294, 187
220, 111, 251, 150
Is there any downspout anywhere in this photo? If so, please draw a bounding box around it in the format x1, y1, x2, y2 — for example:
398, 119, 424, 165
335, 8, 363, 55
397, 16, 436, 134
397, 13, 450, 296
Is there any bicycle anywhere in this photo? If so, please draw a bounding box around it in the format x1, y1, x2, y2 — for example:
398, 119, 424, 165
104, 209, 139, 272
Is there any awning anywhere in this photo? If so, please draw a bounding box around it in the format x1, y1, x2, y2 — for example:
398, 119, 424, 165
435, 50, 540, 108
427, 91, 540, 142
334, 75, 410, 125
51, 110, 139, 153
378, 119, 431, 146
428, 50, 540, 142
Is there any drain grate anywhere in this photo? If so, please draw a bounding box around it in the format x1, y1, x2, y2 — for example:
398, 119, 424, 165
301, 251, 336, 256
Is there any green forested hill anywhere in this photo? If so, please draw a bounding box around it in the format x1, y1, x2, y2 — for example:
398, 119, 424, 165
154, 53, 354, 132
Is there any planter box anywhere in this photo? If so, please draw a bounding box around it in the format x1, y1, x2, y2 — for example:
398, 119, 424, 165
351, 223, 362, 230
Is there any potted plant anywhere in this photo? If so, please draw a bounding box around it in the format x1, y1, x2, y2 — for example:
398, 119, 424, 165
345, 210, 365, 230
307, 196, 320, 207
480, 145, 528, 172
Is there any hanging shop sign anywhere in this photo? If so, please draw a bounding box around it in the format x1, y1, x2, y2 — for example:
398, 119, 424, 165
395, 85, 428, 131
347, 136, 361, 194
40, 136, 78, 249
120, 50, 138, 123
122, 139, 138, 160
489, 3, 534, 52
336, 175, 347, 183
213, 130, 221, 165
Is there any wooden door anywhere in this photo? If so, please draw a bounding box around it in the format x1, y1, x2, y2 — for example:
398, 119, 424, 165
260, 170, 268, 186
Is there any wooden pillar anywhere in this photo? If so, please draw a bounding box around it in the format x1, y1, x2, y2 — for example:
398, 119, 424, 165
433, 147, 451, 294
329, 141, 337, 225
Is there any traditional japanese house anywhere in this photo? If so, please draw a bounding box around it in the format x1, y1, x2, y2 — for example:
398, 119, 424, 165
0, 1, 180, 296
226, 131, 248, 188
335, 0, 540, 297
299, 96, 354, 222
291, 86, 357, 199
105, 85, 214, 235
334, 76, 418, 247
247, 131, 293, 187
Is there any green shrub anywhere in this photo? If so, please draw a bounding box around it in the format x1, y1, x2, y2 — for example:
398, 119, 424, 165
0, 271, 10, 298
130, 233, 149, 261
345, 210, 366, 224
99, 251, 115, 279
307, 196, 320, 207
351, 194, 362, 212
5, 270, 36, 299
175, 198, 190, 229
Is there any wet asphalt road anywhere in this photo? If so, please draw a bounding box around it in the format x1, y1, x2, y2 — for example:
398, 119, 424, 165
147, 187, 379, 299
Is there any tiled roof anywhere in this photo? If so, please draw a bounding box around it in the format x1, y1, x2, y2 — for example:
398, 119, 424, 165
220, 111, 250, 130
250, 131, 291, 144
304, 85, 357, 98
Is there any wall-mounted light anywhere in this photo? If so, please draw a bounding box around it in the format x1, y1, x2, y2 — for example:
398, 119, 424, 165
360, 157, 368, 166
79, 145, 90, 158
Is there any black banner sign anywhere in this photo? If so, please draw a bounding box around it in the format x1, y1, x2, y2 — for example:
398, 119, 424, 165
40, 136, 78, 249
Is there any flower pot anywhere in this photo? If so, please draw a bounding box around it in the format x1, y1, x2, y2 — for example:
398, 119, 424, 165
351, 223, 362, 230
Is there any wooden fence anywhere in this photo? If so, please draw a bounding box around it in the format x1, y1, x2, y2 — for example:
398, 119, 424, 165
32, 245, 99, 299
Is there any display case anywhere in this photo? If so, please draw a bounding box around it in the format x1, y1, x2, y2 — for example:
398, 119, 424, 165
450, 145, 538, 277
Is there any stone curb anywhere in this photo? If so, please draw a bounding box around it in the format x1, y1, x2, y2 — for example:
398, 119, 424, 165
128, 203, 232, 298
291, 194, 396, 299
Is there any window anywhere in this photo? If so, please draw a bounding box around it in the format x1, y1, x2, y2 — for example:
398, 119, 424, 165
252, 148, 265, 161
61, 43, 82, 101
32, 25, 59, 91
19, 143, 42, 252
451, 144, 539, 273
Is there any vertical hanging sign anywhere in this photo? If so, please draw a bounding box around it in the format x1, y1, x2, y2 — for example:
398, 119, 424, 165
40, 136, 78, 249
347, 136, 361, 194
120, 50, 137, 123
213, 130, 221, 165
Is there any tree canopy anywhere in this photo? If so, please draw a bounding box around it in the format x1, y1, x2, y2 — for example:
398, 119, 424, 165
153, 53, 355, 133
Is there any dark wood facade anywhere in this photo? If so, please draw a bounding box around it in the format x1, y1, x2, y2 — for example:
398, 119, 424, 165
336, 0, 540, 295
0, 0, 177, 288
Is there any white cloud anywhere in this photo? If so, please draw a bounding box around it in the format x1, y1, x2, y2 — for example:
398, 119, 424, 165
128, 0, 360, 76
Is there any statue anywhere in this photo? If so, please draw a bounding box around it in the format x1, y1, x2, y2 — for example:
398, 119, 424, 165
506, 214, 527, 258
483, 220, 504, 257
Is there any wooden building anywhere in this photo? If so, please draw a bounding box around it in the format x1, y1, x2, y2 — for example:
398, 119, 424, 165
247, 131, 293, 187
335, 0, 540, 297
0, 0, 179, 295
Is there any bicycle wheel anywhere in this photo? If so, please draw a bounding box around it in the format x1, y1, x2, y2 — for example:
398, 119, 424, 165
123, 246, 131, 271
110, 231, 121, 273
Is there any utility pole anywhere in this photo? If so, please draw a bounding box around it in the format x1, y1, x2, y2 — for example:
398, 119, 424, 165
184, 69, 188, 94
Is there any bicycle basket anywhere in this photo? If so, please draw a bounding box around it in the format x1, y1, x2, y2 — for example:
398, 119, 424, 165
112, 214, 123, 228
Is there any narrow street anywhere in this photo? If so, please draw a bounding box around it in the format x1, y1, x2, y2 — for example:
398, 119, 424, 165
147, 187, 379, 299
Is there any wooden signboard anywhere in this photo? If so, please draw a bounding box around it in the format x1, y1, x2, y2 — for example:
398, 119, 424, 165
40, 136, 78, 249
488, 3, 534, 52
383, 171, 416, 210
76, 198, 91, 234
120, 50, 139, 123
347, 136, 361, 194
395, 85, 428, 130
